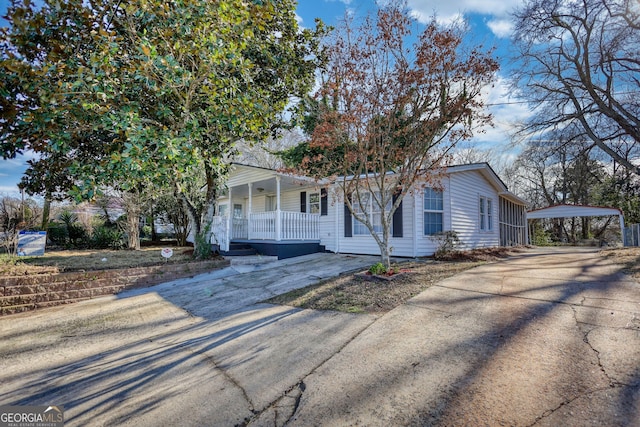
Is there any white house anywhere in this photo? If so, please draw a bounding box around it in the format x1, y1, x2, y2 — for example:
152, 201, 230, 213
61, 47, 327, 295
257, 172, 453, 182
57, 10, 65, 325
211, 163, 528, 259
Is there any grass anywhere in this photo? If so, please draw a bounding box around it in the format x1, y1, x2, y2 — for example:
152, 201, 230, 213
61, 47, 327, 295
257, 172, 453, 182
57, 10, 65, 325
0, 246, 200, 276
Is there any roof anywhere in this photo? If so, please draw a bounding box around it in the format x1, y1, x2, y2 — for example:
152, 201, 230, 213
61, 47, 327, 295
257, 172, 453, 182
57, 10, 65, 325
226, 162, 527, 205
527, 204, 624, 219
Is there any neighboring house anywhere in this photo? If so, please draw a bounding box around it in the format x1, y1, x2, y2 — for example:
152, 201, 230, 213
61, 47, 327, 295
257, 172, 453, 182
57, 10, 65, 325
211, 163, 528, 259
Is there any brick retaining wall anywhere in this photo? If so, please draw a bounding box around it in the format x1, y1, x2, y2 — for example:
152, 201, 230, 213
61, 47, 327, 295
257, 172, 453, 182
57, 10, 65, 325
0, 259, 229, 316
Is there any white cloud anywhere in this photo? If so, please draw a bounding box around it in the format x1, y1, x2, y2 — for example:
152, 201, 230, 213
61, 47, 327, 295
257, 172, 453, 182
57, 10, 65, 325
324, 0, 352, 5
486, 19, 514, 38
407, 0, 523, 35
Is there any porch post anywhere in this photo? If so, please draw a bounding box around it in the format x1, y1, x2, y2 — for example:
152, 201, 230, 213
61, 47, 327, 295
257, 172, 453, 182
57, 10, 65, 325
227, 187, 233, 243
247, 183, 253, 240
276, 175, 282, 241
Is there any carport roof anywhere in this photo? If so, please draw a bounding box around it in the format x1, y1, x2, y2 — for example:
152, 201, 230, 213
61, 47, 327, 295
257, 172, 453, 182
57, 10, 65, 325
527, 204, 623, 219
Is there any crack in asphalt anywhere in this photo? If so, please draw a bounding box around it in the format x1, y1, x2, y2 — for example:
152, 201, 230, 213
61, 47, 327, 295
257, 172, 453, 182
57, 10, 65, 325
528, 305, 625, 426
243, 316, 379, 426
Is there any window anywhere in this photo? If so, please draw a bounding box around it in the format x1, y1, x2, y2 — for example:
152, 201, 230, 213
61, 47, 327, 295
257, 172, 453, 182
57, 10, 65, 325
233, 203, 243, 219
218, 204, 228, 217
423, 188, 443, 235
479, 197, 493, 231
352, 191, 390, 235
266, 195, 276, 212
309, 192, 320, 214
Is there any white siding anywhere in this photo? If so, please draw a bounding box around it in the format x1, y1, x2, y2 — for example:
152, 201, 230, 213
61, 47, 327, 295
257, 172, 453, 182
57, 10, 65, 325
335, 190, 417, 257
447, 171, 500, 249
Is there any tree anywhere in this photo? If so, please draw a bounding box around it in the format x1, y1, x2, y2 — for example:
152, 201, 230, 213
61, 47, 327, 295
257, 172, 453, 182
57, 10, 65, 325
1, 0, 325, 255
234, 129, 305, 169
0, 194, 42, 254
291, 1, 498, 268
512, 0, 640, 176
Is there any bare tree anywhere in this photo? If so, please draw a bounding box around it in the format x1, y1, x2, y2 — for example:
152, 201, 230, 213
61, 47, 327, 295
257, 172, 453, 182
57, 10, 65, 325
292, 1, 498, 268
512, 0, 640, 175
234, 129, 304, 169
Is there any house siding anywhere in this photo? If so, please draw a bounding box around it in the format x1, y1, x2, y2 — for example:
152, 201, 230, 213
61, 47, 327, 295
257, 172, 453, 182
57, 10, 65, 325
214, 163, 524, 257
447, 171, 500, 249
335, 190, 417, 257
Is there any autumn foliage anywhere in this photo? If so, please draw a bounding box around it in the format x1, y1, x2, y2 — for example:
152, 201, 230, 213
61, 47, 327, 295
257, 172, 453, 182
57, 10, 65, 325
292, 1, 498, 267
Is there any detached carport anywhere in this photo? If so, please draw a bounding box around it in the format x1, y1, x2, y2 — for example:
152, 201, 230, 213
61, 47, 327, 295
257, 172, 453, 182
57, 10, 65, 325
527, 204, 625, 246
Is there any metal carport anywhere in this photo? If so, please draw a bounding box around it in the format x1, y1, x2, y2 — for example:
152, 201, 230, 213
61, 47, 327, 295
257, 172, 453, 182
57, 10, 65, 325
526, 204, 625, 245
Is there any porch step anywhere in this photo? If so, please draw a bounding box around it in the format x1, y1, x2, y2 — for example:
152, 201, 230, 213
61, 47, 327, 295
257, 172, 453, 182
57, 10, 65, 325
226, 255, 279, 266
222, 243, 258, 257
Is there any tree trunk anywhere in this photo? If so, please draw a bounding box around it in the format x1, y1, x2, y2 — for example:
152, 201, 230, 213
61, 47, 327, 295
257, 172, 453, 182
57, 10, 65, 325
122, 191, 141, 250
176, 190, 202, 256
150, 209, 158, 242
41, 193, 51, 230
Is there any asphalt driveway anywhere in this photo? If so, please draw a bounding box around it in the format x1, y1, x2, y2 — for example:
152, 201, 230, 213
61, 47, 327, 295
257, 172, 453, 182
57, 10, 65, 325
0, 248, 639, 426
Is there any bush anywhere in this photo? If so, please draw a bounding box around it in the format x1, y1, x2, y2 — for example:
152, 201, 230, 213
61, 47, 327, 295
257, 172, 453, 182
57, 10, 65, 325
429, 230, 461, 259
193, 226, 213, 260
368, 262, 387, 275
46, 224, 68, 247
90, 226, 125, 249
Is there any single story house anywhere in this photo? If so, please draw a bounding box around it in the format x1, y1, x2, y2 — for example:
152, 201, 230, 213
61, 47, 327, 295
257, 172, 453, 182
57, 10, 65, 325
210, 163, 528, 259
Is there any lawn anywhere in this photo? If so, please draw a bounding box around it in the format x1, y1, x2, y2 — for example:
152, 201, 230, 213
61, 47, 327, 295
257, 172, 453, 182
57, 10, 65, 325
0, 246, 198, 276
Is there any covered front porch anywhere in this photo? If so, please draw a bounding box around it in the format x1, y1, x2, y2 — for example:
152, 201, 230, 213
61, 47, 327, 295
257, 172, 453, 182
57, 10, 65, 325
209, 164, 323, 256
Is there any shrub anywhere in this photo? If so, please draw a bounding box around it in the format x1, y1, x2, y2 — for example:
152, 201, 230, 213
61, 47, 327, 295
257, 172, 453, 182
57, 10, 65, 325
368, 262, 388, 275
429, 230, 461, 259
193, 225, 213, 260
90, 226, 125, 249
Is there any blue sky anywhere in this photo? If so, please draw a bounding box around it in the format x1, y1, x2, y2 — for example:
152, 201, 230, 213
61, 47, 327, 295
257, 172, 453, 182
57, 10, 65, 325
0, 0, 530, 196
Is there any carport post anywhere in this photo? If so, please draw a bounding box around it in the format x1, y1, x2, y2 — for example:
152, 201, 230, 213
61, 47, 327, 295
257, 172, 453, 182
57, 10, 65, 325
619, 214, 625, 246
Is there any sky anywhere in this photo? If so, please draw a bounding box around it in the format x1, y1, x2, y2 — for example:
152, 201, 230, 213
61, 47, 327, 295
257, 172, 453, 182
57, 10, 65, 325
0, 0, 532, 197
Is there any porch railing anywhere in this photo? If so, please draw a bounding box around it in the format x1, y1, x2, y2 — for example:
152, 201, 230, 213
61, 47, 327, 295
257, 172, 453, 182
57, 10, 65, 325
233, 218, 248, 240
210, 216, 230, 252
280, 211, 319, 240
211, 211, 320, 249
250, 212, 276, 240
249, 211, 319, 240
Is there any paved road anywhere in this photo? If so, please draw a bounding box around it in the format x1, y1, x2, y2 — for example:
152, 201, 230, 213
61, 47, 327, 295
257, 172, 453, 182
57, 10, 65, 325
0, 248, 638, 426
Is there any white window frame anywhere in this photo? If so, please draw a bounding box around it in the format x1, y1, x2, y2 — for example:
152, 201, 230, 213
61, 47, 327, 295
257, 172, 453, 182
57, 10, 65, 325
423, 188, 444, 236
479, 196, 493, 231
265, 195, 277, 212
309, 192, 320, 214
352, 191, 390, 235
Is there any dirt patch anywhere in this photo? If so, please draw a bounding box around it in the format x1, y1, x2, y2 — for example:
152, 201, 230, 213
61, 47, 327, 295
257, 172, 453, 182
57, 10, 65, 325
267, 247, 526, 314
266, 260, 481, 314
434, 246, 523, 262
600, 247, 640, 280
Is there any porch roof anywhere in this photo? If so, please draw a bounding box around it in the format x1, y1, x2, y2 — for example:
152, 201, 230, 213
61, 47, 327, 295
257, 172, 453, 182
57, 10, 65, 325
222, 163, 325, 199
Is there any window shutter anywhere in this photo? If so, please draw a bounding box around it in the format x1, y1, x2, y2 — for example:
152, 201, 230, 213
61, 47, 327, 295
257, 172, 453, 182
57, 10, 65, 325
320, 188, 328, 216
344, 202, 352, 237
392, 194, 403, 238
300, 191, 306, 213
